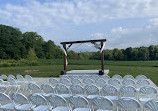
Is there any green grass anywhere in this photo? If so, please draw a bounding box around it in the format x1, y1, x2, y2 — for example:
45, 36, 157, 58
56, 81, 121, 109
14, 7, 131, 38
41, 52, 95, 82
0, 59, 158, 85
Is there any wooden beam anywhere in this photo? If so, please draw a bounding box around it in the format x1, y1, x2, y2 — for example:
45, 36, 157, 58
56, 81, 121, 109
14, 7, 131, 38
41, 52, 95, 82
63, 44, 67, 72
101, 41, 104, 72
60, 39, 106, 44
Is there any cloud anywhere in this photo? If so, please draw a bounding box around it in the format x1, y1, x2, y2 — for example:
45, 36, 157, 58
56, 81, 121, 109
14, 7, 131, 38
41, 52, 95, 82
91, 19, 158, 49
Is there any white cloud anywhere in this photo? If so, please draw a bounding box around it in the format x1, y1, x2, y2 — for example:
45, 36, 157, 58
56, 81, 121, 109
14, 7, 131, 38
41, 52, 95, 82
0, 0, 158, 51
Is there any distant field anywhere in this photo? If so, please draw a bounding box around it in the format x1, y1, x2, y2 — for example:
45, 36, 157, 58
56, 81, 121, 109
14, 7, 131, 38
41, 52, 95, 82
0, 59, 158, 85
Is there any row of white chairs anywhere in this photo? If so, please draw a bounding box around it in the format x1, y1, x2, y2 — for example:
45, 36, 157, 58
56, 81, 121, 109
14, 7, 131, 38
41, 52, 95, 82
60, 74, 148, 81
49, 78, 151, 87
27, 83, 158, 103
0, 92, 157, 111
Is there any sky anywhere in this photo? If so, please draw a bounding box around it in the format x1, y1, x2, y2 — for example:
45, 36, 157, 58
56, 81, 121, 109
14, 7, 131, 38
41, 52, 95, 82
0, 0, 158, 51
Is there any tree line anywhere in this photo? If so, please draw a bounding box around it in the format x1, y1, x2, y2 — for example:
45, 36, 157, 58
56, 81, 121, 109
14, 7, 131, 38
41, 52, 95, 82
0, 24, 158, 61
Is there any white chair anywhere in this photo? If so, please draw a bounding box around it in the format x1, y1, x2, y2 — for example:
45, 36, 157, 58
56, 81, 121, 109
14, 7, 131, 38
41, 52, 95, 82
122, 79, 135, 86
0, 92, 20, 110
29, 94, 51, 111
90, 75, 100, 81
0, 79, 8, 93
136, 75, 147, 80
95, 78, 106, 87
70, 85, 85, 96
117, 98, 141, 111
41, 84, 56, 97
139, 86, 157, 102
11, 92, 36, 111
49, 95, 71, 111
83, 78, 94, 85
144, 99, 158, 111
8, 74, 15, 79
7, 77, 20, 94
28, 83, 43, 95
92, 97, 113, 111
85, 85, 100, 99
137, 79, 150, 86
108, 79, 121, 86
119, 86, 137, 99
25, 74, 35, 83
101, 85, 118, 101
112, 74, 122, 80
69, 96, 91, 111
101, 75, 110, 80
0, 74, 7, 79
123, 75, 134, 80
71, 78, 81, 84
60, 75, 69, 80
55, 84, 72, 99
60, 78, 70, 85
49, 78, 59, 86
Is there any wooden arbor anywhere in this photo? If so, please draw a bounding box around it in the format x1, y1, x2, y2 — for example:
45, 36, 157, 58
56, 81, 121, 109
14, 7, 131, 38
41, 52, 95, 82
60, 39, 106, 75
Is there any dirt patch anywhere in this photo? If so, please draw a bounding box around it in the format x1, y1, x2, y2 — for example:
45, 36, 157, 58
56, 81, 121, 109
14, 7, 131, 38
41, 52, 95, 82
24, 70, 39, 73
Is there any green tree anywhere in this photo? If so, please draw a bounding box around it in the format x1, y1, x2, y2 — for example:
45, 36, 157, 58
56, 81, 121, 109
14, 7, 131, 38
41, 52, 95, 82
27, 48, 37, 61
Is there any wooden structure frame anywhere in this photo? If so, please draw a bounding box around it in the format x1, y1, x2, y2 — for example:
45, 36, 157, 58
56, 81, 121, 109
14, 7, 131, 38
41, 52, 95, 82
60, 39, 106, 75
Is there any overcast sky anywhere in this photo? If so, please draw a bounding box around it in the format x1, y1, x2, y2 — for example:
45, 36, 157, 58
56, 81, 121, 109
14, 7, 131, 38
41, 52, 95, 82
0, 0, 158, 51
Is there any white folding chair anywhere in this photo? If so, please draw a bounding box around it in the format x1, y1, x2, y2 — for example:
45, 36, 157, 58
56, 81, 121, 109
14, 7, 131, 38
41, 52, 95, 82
8, 74, 15, 79
49, 95, 71, 111
95, 78, 106, 87
112, 74, 122, 80
0, 92, 20, 110
25, 74, 35, 83
28, 83, 43, 95
11, 92, 36, 111
101, 85, 118, 101
108, 79, 121, 86
71, 78, 81, 84
69, 96, 91, 111
123, 75, 134, 80
136, 75, 147, 80
0, 74, 7, 79
101, 75, 110, 80
60, 75, 70, 80
139, 86, 157, 102
117, 98, 141, 111
144, 99, 158, 111
60, 78, 70, 85
83, 78, 94, 85
90, 75, 100, 81
70, 84, 85, 96
137, 79, 150, 87
119, 86, 137, 99
85, 85, 100, 99
41, 84, 56, 97
92, 97, 113, 111
55, 84, 72, 99
29, 94, 51, 111
7, 77, 20, 94
122, 79, 136, 86
49, 78, 59, 87
0, 79, 8, 93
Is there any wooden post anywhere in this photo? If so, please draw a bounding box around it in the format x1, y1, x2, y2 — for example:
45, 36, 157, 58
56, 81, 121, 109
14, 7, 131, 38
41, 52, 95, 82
63, 44, 67, 72
101, 41, 104, 72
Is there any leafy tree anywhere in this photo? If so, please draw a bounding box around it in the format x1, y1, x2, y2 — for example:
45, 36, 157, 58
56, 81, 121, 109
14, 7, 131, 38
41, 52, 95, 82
27, 48, 37, 61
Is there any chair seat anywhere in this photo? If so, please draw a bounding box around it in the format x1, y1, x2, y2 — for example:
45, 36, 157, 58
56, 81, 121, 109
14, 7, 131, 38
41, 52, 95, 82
52, 106, 70, 111
87, 95, 100, 99
105, 96, 118, 101
73, 108, 91, 111
97, 109, 113, 111
60, 94, 72, 98
0, 103, 20, 110
43, 93, 56, 97
33, 105, 51, 111
139, 98, 153, 102
16, 104, 36, 111
121, 97, 135, 99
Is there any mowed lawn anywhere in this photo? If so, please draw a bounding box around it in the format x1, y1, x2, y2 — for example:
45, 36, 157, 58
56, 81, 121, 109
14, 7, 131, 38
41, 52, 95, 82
0, 60, 158, 85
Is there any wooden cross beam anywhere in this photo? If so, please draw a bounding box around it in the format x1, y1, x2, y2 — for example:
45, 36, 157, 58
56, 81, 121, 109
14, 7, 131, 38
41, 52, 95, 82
60, 39, 106, 75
